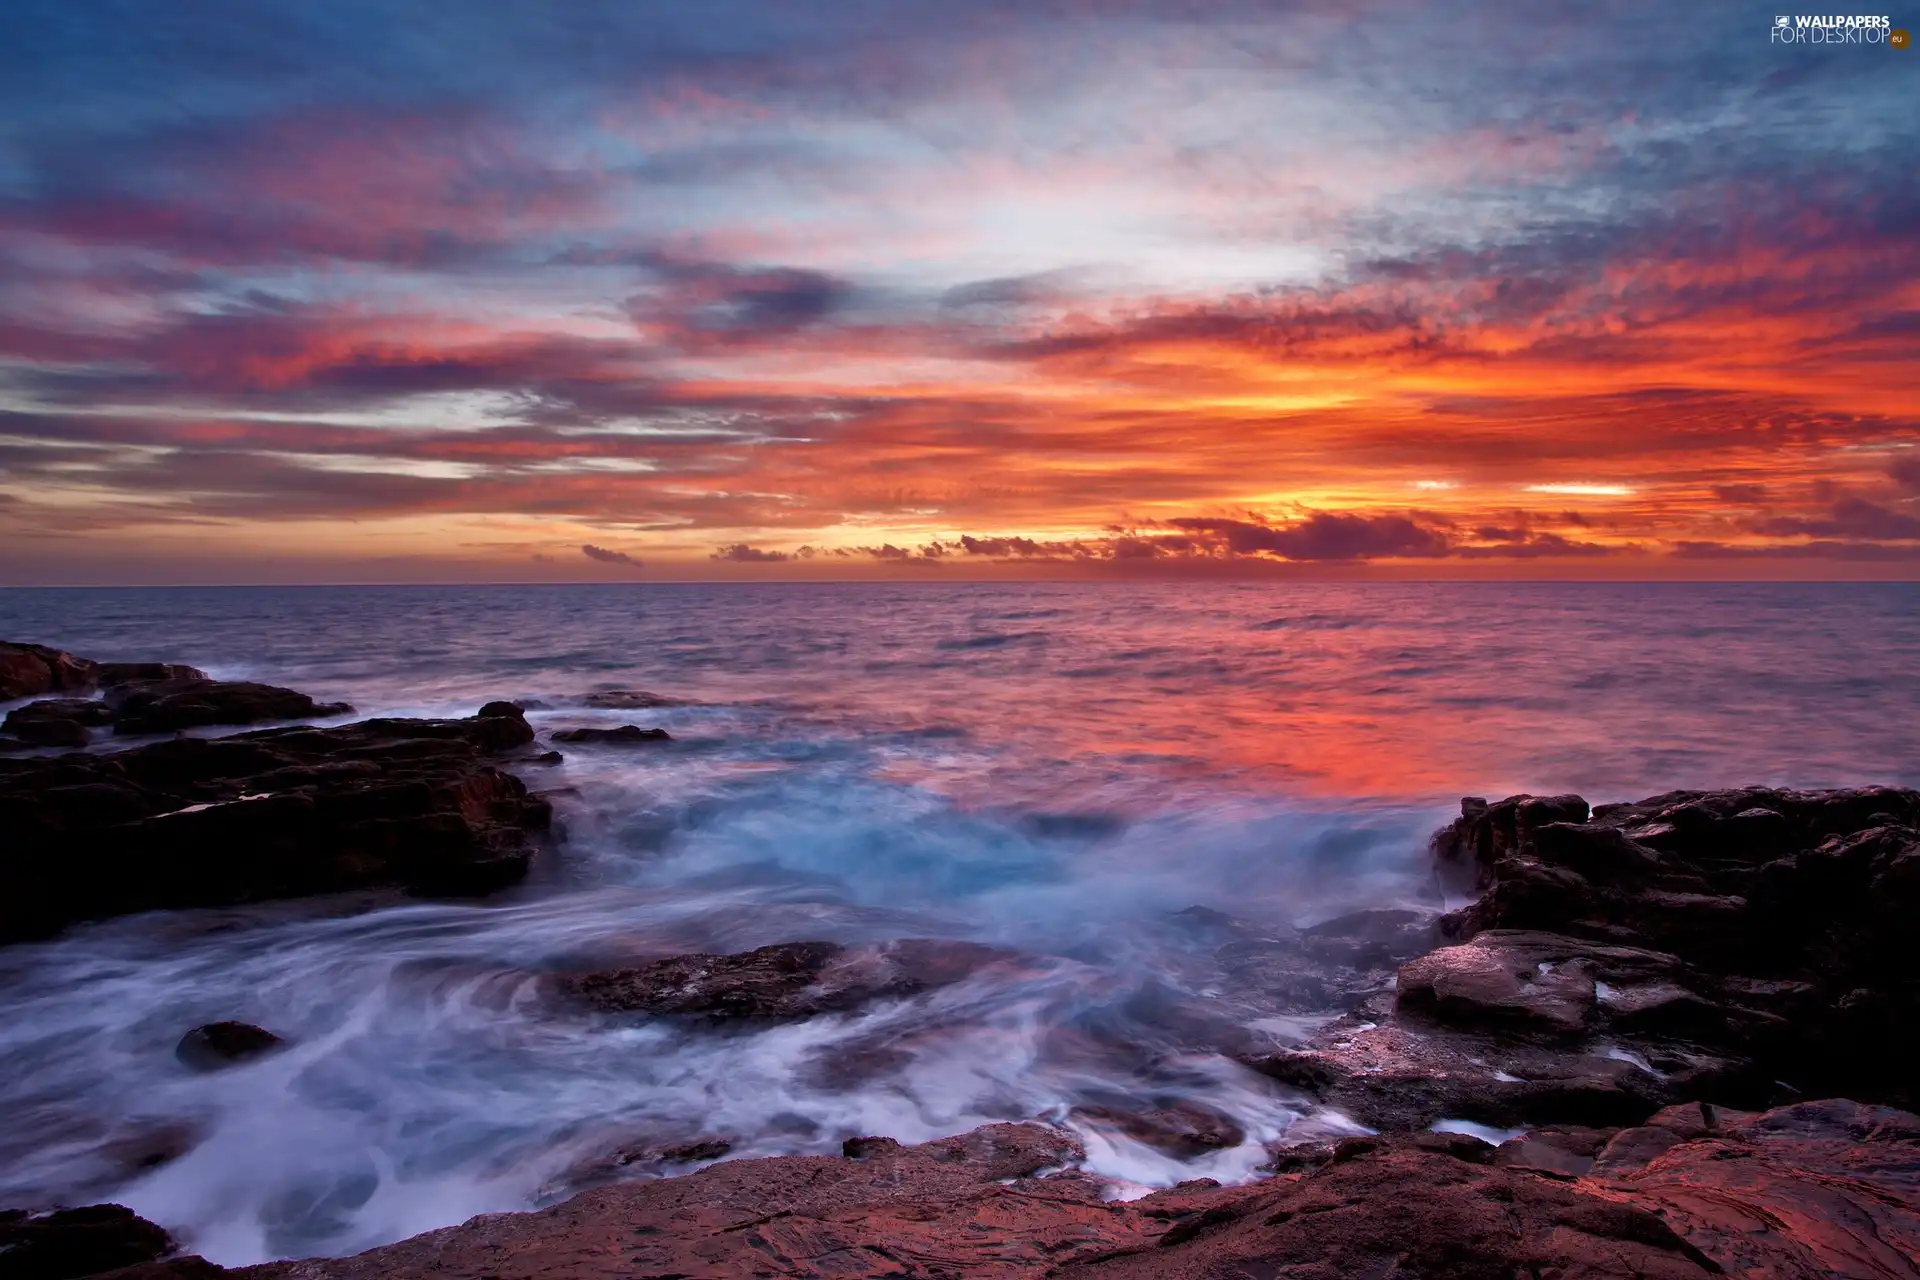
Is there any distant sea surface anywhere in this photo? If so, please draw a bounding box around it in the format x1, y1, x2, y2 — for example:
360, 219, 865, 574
1, 581, 1915, 1264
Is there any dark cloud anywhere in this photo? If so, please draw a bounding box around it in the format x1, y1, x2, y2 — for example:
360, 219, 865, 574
710, 542, 791, 562
958, 534, 1049, 557
581, 543, 642, 566
1169, 513, 1449, 561
1746, 498, 1920, 541
1712, 484, 1770, 505
1670, 540, 1920, 562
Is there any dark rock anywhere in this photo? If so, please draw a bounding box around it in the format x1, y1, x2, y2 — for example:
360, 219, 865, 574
1070, 1102, 1246, 1159
660, 1139, 732, 1163
96, 663, 209, 688
1430, 786, 1920, 1110
526, 750, 563, 765
1298, 907, 1439, 970
565, 938, 1021, 1022
1430, 792, 1590, 893
1396, 931, 1602, 1033
581, 689, 685, 709
1242, 998, 1725, 1132
175, 1022, 285, 1072
0, 643, 99, 701
86, 1260, 226, 1279
2, 699, 113, 748
548, 725, 670, 745
0, 704, 552, 943
0, 1203, 176, 1279
841, 1136, 902, 1159
108, 679, 354, 736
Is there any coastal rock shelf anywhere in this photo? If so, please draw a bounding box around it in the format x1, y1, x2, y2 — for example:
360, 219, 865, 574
46, 1098, 1920, 1278
0, 646, 557, 942
1, 641, 354, 748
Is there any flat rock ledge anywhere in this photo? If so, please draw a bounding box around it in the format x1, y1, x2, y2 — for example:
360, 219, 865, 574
0, 699, 554, 943
2, 641, 355, 748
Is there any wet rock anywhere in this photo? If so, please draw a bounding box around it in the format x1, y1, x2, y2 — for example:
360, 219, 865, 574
1434, 786, 1920, 1109
565, 938, 1019, 1022
1071, 1102, 1247, 1159
108, 679, 354, 736
1242, 998, 1726, 1132
96, 663, 209, 688
1593, 1099, 1920, 1274
1493, 1125, 1615, 1177
2, 699, 114, 748
175, 1022, 285, 1072
0, 1203, 176, 1279
541, 1131, 738, 1197
220, 1102, 1920, 1280
1396, 932, 1600, 1033
0, 643, 99, 701
1299, 907, 1439, 970
0, 705, 552, 943
240, 1124, 1119, 1280
1070, 1131, 1723, 1280
1429, 792, 1590, 893
580, 690, 685, 709
548, 725, 670, 745
1175, 904, 1437, 1025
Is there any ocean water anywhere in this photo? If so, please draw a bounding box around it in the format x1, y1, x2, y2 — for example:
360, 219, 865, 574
0, 581, 1915, 1263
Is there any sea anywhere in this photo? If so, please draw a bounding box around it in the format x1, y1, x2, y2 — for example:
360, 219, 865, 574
1, 581, 1915, 1264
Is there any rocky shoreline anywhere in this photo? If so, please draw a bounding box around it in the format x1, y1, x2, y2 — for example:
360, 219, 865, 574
3, 640, 1917, 1278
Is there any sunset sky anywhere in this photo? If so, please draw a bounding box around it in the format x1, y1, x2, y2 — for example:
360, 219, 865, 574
1, 1, 1915, 583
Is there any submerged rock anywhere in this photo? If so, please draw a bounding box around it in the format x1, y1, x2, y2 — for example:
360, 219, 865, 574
565, 938, 1021, 1022
0, 704, 552, 943
1070, 1101, 1247, 1159
175, 1022, 286, 1072
580, 689, 686, 709
548, 725, 671, 745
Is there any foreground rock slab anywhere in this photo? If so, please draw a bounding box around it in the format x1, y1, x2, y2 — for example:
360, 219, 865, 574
0, 703, 552, 943
41, 1100, 1862, 1279
565, 938, 1026, 1021
238, 1124, 1139, 1280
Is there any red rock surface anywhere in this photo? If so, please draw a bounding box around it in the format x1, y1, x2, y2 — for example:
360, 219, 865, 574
106, 1099, 1885, 1279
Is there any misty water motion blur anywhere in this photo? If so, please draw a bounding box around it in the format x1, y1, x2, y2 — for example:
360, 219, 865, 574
0, 581, 1916, 1265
